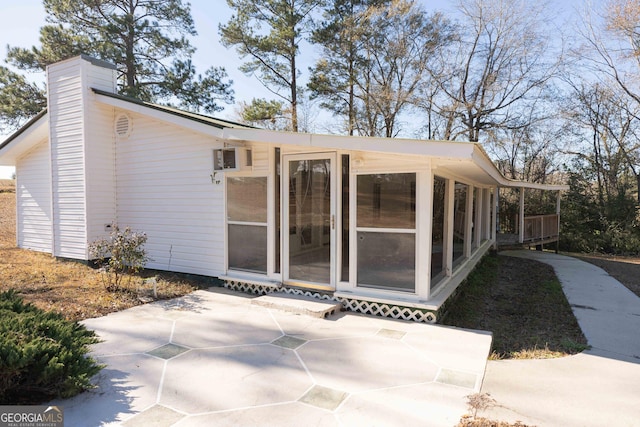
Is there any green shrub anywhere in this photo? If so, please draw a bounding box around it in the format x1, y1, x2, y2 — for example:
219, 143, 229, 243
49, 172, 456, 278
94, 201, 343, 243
0, 290, 103, 404
89, 224, 149, 292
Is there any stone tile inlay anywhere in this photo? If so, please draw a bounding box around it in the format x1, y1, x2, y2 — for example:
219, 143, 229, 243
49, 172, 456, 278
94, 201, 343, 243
272, 335, 308, 349
376, 328, 407, 340
436, 368, 478, 389
300, 385, 348, 411
147, 343, 189, 360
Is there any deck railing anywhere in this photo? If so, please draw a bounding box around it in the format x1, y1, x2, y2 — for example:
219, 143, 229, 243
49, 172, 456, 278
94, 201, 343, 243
523, 214, 559, 243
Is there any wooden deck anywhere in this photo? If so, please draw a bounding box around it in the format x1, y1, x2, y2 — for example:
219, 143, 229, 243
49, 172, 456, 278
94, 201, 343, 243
497, 214, 560, 248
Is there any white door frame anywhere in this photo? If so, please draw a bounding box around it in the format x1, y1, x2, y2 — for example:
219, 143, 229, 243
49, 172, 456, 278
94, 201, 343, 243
282, 152, 337, 290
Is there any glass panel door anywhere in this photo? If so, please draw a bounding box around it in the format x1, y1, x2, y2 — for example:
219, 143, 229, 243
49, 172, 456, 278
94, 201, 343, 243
284, 153, 336, 289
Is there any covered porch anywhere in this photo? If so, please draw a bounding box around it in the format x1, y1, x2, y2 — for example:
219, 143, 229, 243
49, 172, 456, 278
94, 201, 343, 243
496, 184, 567, 251
214, 129, 567, 323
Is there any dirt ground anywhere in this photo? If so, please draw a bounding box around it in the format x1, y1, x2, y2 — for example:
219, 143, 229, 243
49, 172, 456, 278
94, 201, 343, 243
0, 189, 198, 321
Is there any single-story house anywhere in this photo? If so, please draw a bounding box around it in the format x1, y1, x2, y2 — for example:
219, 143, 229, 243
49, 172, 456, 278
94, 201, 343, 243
0, 55, 567, 322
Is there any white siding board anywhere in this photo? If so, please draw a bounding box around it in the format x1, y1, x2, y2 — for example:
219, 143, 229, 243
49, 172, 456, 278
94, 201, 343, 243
115, 112, 225, 277
16, 141, 52, 253
351, 152, 431, 173
248, 144, 270, 172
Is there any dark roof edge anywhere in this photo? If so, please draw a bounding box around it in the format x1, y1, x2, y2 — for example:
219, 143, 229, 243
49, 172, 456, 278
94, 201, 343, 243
78, 54, 117, 70
0, 109, 48, 152
91, 88, 254, 130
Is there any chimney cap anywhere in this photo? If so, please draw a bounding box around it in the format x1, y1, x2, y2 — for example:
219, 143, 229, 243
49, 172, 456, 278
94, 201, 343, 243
78, 54, 117, 70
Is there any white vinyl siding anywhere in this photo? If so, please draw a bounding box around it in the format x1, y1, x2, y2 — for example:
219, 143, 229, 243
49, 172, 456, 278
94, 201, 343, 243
47, 56, 118, 259
85, 103, 116, 245
249, 144, 269, 173
115, 112, 225, 276
16, 141, 52, 253
84, 60, 117, 246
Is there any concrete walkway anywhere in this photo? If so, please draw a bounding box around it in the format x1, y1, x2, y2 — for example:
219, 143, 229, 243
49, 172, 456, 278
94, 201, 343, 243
479, 250, 640, 427
50, 288, 492, 426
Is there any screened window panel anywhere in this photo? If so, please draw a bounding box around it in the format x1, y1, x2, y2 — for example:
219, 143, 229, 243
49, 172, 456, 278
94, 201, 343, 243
357, 231, 415, 292
431, 176, 446, 280
453, 182, 468, 265
227, 177, 268, 223
357, 174, 415, 229
471, 188, 478, 250
228, 224, 267, 273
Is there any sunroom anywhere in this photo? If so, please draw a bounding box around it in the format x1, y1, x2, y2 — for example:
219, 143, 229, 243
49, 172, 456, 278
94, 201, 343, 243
216, 129, 562, 322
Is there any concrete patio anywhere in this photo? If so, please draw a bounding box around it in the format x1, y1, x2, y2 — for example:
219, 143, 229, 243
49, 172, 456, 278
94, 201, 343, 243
51, 288, 492, 426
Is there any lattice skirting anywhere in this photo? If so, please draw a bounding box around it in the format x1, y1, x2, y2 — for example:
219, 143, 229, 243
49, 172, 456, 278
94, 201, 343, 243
340, 299, 437, 323
223, 280, 438, 323
224, 280, 276, 296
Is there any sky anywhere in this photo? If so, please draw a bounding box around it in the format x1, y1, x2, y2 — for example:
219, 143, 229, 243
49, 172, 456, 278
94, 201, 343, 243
0, 0, 588, 179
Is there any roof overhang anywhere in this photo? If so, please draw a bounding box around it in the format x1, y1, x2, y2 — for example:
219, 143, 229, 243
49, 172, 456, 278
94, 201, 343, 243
0, 110, 49, 166
222, 128, 569, 191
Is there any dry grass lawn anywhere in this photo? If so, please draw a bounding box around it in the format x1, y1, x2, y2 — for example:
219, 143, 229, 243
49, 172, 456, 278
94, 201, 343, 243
442, 254, 589, 360
0, 179, 14, 192
0, 188, 198, 322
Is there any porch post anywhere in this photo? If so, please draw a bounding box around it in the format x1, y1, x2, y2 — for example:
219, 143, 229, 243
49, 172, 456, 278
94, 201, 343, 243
266, 148, 276, 276
417, 170, 433, 299
519, 187, 525, 244
492, 187, 498, 249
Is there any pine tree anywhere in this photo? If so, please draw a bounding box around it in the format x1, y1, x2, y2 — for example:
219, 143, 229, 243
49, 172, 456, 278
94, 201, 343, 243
308, 0, 387, 136
0, 67, 46, 133
219, 0, 322, 132
309, 0, 454, 137
2, 0, 234, 131
238, 98, 289, 130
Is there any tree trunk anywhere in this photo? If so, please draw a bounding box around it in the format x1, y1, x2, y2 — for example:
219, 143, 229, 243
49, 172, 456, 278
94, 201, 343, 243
125, 0, 136, 91
348, 58, 355, 136
593, 128, 605, 208
290, 34, 298, 132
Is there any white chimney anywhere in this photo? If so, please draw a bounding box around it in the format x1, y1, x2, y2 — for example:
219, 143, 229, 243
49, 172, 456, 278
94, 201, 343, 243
46, 55, 118, 259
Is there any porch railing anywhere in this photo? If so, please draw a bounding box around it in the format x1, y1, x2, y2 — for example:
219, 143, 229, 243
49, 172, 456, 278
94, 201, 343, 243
523, 214, 559, 243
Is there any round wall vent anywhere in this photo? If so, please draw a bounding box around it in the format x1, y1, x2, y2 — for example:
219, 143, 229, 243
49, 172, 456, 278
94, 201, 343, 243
115, 113, 132, 139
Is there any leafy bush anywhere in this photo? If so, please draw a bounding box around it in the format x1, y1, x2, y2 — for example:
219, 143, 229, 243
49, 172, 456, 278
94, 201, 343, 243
0, 290, 103, 404
89, 224, 149, 292
560, 171, 640, 255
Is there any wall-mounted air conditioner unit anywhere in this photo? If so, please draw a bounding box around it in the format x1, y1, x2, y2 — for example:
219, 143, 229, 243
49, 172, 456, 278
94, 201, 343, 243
213, 147, 252, 171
